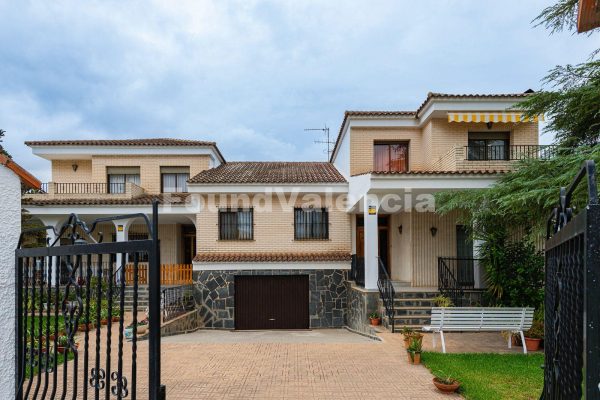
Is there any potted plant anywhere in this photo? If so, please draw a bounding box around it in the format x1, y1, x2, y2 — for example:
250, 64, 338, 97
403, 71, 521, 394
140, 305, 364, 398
524, 320, 544, 351
56, 335, 79, 354
406, 337, 422, 364
136, 318, 149, 334
433, 295, 454, 307
100, 308, 109, 325
433, 372, 461, 393
368, 312, 381, 326
401, 326, 414, 349
111, 306, 121, 323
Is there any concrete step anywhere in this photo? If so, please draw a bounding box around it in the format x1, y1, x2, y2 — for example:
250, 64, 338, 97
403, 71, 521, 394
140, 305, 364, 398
392, 307, 432, 317
391, 315, 431, 326
394, 291, 439, 299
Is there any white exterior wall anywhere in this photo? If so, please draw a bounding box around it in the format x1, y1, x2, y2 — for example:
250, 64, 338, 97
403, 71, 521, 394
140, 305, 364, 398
0, 165, 20, 398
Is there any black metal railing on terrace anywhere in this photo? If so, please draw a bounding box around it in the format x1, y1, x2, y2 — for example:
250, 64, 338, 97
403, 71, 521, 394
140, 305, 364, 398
465, 145, 557, 161
350, 255, 365, 287
438, 257, 484, 306
377, 258, 396, 333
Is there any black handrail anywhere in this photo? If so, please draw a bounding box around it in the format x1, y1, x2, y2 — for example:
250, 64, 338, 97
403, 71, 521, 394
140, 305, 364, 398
465, 144, 557, 161
438, 257, 481, 307
377, 258, 396, 333
350, 255, 365, 287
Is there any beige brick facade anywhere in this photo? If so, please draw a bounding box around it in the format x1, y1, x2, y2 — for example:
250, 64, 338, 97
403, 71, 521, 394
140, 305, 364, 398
48, 155, 212, 194
349, 118, 539, 175
196, 194, 351, 254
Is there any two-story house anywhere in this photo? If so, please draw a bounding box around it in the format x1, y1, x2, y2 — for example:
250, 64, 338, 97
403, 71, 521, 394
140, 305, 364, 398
22, 91, 546, 332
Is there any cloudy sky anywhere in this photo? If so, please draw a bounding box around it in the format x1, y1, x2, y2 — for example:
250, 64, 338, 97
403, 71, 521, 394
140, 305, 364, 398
0, 0, 597, 181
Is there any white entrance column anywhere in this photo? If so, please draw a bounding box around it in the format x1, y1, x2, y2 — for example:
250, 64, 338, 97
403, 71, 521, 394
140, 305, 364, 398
363, 194, 379, 290
113, 218, 134, 283
39, 217, 63, 285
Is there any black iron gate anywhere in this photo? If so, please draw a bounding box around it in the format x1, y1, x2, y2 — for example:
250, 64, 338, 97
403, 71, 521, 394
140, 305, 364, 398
15, 202, 164, 399
544, 160, 600, 399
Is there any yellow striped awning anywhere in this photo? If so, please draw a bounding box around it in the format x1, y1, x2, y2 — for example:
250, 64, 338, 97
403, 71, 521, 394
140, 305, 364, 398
447, 112, 544, 123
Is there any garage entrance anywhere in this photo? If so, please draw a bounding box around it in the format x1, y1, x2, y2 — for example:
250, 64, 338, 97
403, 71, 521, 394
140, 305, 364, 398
235, 275, 309, 330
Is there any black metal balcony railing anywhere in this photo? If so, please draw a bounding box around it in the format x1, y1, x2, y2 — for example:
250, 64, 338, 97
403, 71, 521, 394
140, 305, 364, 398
350, 255, 365, 287
465, 145, 557, 161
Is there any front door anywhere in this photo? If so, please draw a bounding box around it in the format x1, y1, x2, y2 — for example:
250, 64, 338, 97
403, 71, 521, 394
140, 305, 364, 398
456, 225, 474, 286
356, 215, 390, 275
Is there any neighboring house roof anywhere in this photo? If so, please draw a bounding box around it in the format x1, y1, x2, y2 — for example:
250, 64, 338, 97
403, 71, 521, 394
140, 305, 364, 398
0, 154, 41, 189
24, 138, 216, 147
25, 138, 226, 163
330, 91, 534, 163
194, 251, 351, 263
351, 170, 509, 177
21, 193, 190, 206
188, 161, 347, 184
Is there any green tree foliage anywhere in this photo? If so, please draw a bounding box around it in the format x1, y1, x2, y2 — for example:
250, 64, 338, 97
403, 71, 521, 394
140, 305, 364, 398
479, 226, 544, 307
0, 129, 11, 158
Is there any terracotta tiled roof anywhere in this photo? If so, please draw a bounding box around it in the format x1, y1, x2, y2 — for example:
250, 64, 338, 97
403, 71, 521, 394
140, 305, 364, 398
21, 193, 191, 206
351, 170, 509, 177
330, 91, 534, 163
193, 251, 351, 263
25, 138, 217, 147
1, 154, 41, 189
188, 162, 347, 184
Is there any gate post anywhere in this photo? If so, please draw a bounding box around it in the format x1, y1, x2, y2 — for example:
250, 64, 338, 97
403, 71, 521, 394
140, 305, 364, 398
0, 162, 22, 399
148, 201, 164, 400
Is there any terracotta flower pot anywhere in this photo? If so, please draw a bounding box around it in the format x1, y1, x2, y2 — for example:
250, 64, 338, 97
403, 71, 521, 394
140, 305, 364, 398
524, 337, 541, 351
101, 319, 108, 326
433, 378, 460, 393
403, 337, 410, 349
407, 352, 421, 364
112, 316, 120, 323
137, 325, 147, 334
369, 317, 381, 326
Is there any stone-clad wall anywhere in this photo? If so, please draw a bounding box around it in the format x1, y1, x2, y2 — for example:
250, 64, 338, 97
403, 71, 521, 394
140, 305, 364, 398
194, 269, 348, 329
345, 283, 379, 335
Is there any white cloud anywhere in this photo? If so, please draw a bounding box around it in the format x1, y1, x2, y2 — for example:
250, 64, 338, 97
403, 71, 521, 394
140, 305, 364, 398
0, 0, 596, 181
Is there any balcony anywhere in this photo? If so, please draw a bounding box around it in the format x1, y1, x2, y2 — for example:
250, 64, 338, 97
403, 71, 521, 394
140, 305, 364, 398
22, 181, 146, 199
436, 144, 557, 172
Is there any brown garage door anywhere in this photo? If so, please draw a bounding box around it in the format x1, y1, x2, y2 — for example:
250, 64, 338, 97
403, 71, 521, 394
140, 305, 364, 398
235, 275, 309, 330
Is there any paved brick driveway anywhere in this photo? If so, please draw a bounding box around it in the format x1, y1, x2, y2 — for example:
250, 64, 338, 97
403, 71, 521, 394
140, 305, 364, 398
29, 327, 457, 399
159, 330, 457, 399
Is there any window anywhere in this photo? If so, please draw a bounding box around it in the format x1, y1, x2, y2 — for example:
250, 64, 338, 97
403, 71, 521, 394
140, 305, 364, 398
107, 167, 141, 193
219, 208, 253, 240
467, 133, 510, 160
373, 142, 409, 172
111, 232, 149, 262
161, 167, 190, 193
294, 208, 329, 240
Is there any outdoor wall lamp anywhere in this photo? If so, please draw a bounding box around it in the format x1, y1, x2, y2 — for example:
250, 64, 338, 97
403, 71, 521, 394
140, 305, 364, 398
430, 227, 438, 237
72, 163, 79, 172
486, 121, 493, 130
398, 225, 402, 234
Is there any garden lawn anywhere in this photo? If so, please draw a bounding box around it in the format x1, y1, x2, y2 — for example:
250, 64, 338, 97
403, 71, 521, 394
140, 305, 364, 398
422, 352, 544, 400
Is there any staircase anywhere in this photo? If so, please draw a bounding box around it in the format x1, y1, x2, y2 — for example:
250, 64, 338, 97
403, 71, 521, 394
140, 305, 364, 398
379, 286, 439, 330
123, 285, 150, 312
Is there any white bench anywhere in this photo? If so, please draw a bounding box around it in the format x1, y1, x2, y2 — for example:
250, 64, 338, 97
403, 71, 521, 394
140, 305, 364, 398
422, 307, 534, 354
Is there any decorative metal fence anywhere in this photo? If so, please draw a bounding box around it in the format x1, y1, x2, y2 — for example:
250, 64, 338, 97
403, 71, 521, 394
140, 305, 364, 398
377, 258, 396, 333
161, 285, 197, 322
543, 160, 599, 399
15, 202, 165, 400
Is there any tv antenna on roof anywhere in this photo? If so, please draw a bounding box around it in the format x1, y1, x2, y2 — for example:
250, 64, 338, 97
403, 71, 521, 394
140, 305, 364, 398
305, 124, 334, 160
